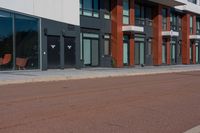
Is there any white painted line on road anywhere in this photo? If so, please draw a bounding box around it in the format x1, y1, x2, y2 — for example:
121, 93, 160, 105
184, 125, 200, 133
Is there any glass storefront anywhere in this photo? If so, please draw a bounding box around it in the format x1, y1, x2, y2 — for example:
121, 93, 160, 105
0, 10, 39, 71
0, 11, 13, 70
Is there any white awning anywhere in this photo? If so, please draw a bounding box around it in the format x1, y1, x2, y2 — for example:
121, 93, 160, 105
149, 0, 186, 6
122, 25, 144, 33
162, 30, 179, 37
189, 35, 200, 40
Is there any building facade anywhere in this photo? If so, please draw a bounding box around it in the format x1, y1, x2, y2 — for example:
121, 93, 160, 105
0, 0, 200, 71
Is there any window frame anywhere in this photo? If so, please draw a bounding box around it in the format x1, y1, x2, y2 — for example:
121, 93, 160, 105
190, 16, 193, 34
80, 0, 100, 18
123, 0, 130, 25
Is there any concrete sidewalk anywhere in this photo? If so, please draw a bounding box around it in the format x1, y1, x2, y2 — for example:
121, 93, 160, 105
0, 65, 200, 86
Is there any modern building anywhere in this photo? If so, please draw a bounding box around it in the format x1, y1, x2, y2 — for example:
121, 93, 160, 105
0, 0, 200, 71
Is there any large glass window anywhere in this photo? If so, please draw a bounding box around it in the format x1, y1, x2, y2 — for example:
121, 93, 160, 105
0, 10, 39, 71
197, 18, 200, 34
0, 11, 13, 70
135, 4, 141, 18
15, 15, 39, 70
146, 7, 152, 26
135, 4, 152, 26
190, 16, 193, 34
178, 15, 182, 31
162, 8, 167, 31
104, 0, 111, 19
170, 12, 177, 31
123, 0, 129, 24
80, 0, 99, 17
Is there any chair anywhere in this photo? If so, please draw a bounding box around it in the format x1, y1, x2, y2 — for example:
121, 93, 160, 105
16, 57, 28, 70
0, 54, 12, 65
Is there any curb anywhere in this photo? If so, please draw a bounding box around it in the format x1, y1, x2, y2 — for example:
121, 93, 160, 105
0, 69, 200, 86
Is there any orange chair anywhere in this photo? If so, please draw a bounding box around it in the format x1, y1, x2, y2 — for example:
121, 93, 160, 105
16, 57, 28, 70
0, 54, 12, 65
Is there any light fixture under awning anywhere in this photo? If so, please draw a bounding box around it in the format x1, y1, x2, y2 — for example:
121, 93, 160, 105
148, 0, 186, 7
122, 25, 144, 32
189, 35, 200, 40
162, 30, 179, 37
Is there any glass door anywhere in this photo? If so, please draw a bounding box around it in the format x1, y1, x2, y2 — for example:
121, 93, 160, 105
196, 45, 199, 64
83, 39, 91, 65
123, 42, 129, 65
91, 39, 99, 66
162, 44, 166, 64
134, 42, 139, 65
190, 44, 193, 63
140, 42, 145, 65
83, 38, 99, 66
135, 42, 145, 65
177, 42, 182, 64
171, 43, 176, 64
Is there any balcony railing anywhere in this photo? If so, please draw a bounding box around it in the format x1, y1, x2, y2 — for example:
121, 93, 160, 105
135, 18, 153, 27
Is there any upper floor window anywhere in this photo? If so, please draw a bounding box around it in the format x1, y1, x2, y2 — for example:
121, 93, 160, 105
135, 4, 152, 26
170, 12, 177, 31
135, 4, 144, 25
80, 0, 99, 18
177, 15, 182, 31
162, 8, 167, 31
190, 16, 193, 34
104, 0, 111, 19
197, 18, 200, 34
123, 0, 130, 24
188, 0, 197, 4
170, 12, 182, 31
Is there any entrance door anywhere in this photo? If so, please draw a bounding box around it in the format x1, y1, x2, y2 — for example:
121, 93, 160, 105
47, 36, 60, 69
83, 38, 99, 66
123, 42, 129, 65
171, 43, 176, 64
91, 39, 99, 66
140, 42, 145, 65
135, 42, 145, 65
196, 45, 199, 64
162, 45, 166, 64
177, 42, 182, 64
190, 44, 193, 64
64, 37, 75, 68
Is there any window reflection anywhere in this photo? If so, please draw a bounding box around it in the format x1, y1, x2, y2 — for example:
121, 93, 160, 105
0, 10, 39, 71
15, 15, 39, 70
0, 11, 13, 70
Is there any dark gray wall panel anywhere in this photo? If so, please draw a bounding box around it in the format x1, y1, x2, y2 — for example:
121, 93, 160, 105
41, 18, 80, 70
